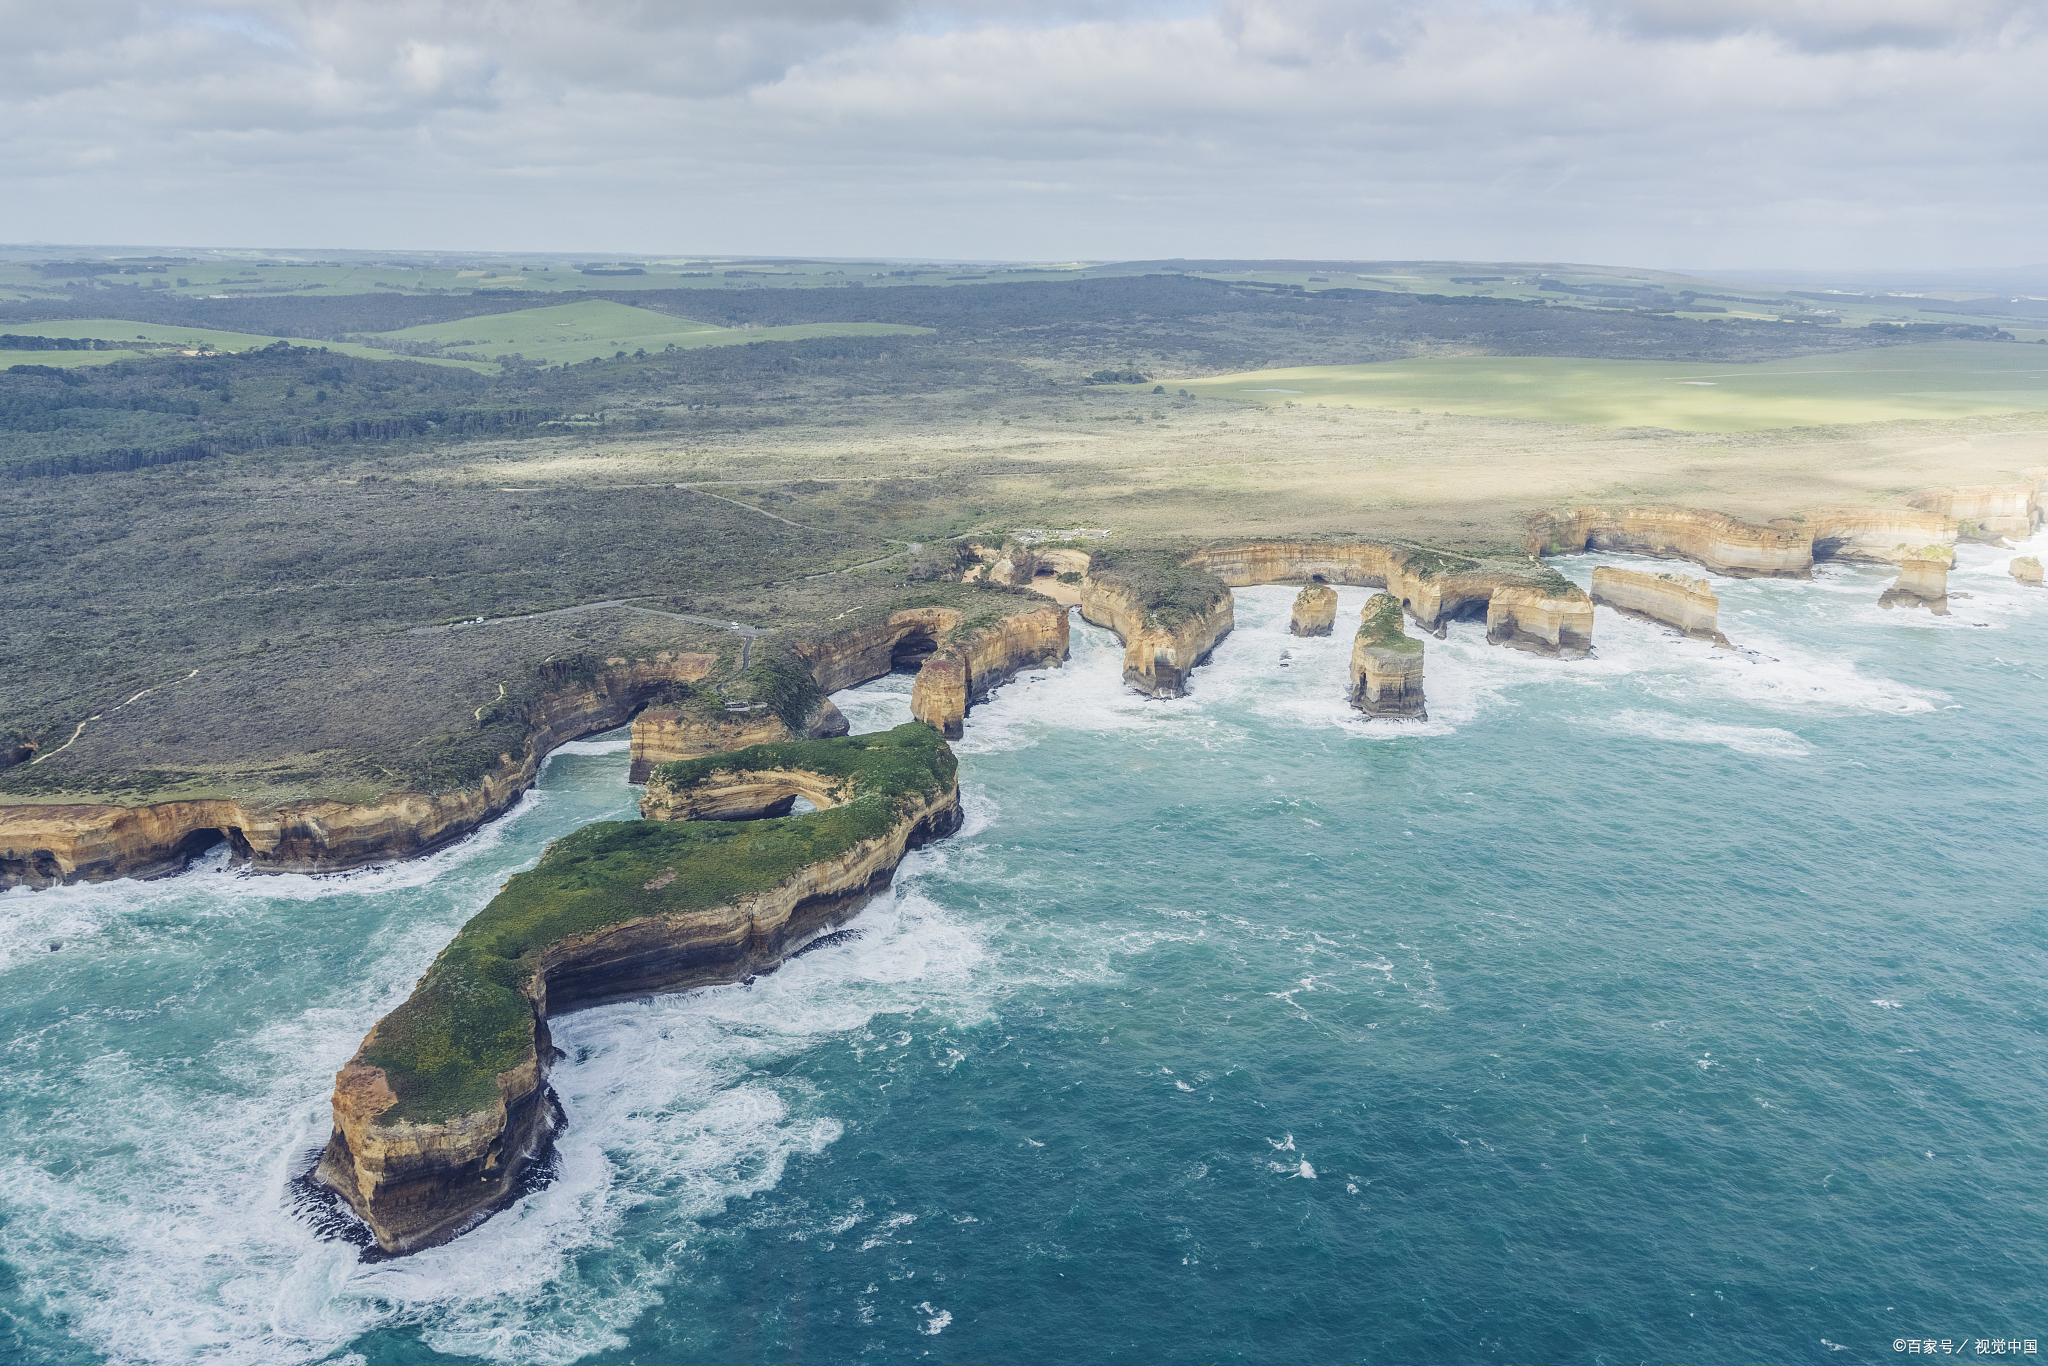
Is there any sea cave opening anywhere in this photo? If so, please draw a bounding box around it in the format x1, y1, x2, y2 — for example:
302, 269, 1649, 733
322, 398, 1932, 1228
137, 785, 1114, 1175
890, 627, 939, 672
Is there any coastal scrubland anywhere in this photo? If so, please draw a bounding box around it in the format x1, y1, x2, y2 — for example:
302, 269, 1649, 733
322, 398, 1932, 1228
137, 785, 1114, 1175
1180, 344, 2048, 432
5, 269, 2047, 816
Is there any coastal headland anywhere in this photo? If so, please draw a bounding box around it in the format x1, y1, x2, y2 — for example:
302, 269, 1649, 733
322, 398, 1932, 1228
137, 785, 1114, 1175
312, 723, 961, 1255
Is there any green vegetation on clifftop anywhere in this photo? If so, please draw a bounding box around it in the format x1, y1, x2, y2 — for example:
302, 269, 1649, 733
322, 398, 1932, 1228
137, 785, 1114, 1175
359, 723, 955, 1123
1357, 593, 1423, 653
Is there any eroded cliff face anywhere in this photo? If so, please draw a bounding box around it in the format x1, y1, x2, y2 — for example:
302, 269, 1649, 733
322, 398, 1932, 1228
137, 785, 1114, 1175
315, 739, 961, 1256
627, 700, 848, 784
794, 608, 963, 694
1905, 484, 2042, 542
1528, 506, 1813, 578
1880, 556, 1952, 614
1080, 578, 1234, 699
2012, 556, 2044, 587
1806, 508, 1957, 564
1485, 587, 1596, 657
1590, 567, 1732, 648
1350, 595, 1426, 720
1289, 585, 1339, 637
908, 605, 1070, 738
0, 652, 719, 891
1185, 540, 1589, 652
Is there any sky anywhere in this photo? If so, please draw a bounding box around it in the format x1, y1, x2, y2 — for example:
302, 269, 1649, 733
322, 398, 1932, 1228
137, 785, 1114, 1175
5, 0, 2044, 269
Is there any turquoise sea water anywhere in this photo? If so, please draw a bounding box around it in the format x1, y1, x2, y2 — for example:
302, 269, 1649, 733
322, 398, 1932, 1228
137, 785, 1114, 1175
3, 541, 2045, 1365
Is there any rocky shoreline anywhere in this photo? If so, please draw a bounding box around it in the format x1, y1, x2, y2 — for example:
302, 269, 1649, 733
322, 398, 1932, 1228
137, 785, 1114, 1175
312, 724, 961, 1255
10, 476, 2047, 892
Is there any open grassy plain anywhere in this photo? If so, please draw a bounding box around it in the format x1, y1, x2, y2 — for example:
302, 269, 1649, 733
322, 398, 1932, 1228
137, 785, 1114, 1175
1179, 343, 2048, 432
362, 300, 932, 367
0, 319, 496, 372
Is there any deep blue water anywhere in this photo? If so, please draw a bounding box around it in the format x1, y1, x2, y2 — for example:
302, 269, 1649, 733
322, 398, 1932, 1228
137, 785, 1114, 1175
2, 541, 2045, 1366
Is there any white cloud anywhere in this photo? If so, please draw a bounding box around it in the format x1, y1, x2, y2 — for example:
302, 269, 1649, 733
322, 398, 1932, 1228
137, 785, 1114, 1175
0, 0, 2041, 266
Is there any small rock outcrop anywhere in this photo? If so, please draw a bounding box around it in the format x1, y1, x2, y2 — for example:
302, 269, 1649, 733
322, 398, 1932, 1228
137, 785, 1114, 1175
2012, 556, 2043, 587
1527, 506, 1812, 578
1590, 566, 1733, 648
1485, 586, 1596, 657
313, 724, 961, 1257
1289, 585, 1339, 637
1879, 548, 1952, 614
1080, 552, 1235, 698
1350, 594, 1426, 720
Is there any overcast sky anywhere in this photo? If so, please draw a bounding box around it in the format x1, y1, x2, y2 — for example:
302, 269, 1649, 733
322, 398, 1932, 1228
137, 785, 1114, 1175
6, 0, 2043, 269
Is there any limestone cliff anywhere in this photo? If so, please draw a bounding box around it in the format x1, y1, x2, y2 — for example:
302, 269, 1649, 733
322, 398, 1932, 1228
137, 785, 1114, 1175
2012, 556, 2044, 587
1805, 508, 1957, 564
1527, 506, 1813, 578
1349, 595, 1426, 720
314, 725, 960, 1256
1289, 585, 1338, 637
1, 652, 719, 891
1905, 484, 2041, 542
907, 604, 1069, 738
1079, 552, 1235, 698
1589, 567, 1733, 648
1185, 539, 1590, 655
793, 608, 964, 694
627, 699, 848, 784
1879, 552, 1951, 614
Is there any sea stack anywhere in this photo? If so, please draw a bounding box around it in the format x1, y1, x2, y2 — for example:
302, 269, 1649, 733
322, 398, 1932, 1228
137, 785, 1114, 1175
1589, 566, 1732, 648
1879, 547, 1951, 615
1349, 594, 1426, 720
1289, 584, 1339, 637
2012, 556, 2043, 587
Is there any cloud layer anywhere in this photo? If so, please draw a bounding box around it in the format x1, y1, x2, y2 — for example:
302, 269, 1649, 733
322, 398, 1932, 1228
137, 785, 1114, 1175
5, 0, 2042, 265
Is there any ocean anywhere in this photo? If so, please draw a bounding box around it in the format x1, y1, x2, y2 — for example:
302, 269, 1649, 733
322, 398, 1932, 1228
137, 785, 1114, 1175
3, 540, 2044, 1365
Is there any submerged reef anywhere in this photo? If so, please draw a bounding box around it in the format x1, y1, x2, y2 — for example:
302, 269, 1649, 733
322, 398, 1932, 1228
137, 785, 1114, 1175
312, 723, 960, 1256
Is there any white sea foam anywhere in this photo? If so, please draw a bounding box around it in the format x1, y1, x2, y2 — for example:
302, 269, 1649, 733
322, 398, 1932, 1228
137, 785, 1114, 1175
1577, 708, 1813, 758
0, 747, 999, 1366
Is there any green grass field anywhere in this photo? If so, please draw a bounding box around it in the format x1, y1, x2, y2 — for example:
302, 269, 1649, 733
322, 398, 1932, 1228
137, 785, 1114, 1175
0, 306, 932, 374
365, 300, 930, 365
1180, 342, 2048, 432
0, 319, 495, 372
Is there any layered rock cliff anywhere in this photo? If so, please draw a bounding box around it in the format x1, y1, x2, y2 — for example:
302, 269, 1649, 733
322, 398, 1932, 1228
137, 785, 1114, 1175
2013, 556, 2044, 587
1080, 551, 1235, 698
1185, 539, 1591, 655
1527, 506, 1813, 578
1805, 508, 1957, 564
1, 652, 720, 891
1905, 484, 2041, 542
907, 604, 1069, 738
1879, 551, 1952, 614
1289, 585, 1338, 637
1350, 595, 1426, 720
314, 724, 960, 1256
1590, 567, 1733, 648
627, 699, 848, 784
